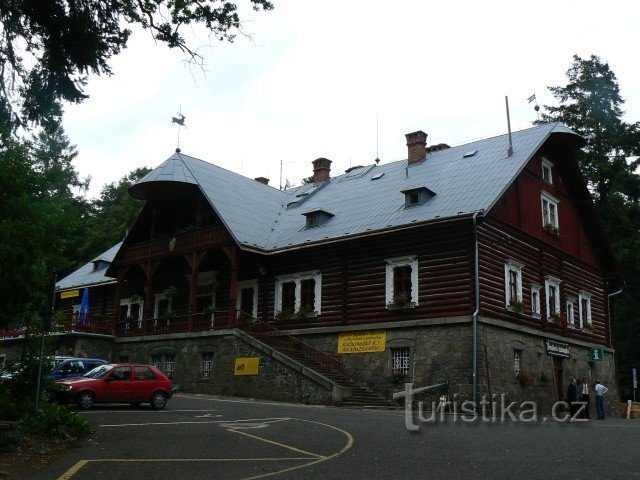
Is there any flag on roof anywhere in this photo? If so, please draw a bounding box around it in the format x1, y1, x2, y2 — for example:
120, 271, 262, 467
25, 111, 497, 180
77, 288, 89, 325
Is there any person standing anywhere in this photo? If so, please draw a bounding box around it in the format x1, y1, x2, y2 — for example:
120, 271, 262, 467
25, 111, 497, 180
594, 379, 609, 420
567, 378, 578, 417
579, 377, 590, 419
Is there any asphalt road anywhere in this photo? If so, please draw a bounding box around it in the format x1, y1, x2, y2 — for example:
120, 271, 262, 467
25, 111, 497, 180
30, 394, 640, 480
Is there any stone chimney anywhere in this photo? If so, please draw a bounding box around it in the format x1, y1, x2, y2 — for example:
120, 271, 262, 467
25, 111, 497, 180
254, 177, 270, 185
312, 158, 332, 183
405, 130, 428, 165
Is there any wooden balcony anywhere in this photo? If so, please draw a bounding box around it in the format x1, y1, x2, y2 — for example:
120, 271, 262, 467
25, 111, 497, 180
121, 224, 231, 264
115, 312, 230, 337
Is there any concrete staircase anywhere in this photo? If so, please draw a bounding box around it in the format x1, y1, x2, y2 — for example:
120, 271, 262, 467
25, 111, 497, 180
251, 331, 397, 409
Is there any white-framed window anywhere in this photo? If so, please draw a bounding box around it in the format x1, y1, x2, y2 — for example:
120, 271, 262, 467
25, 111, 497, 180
202, 353, 214, 378
541, 157, 553, 185
120, 297, 144, 324
544, 276, 562, 319
392, 347, 410, 376
566, 297, 576, 327
504, 260, 523, 307
531, 284, 541, 317
153, 294, 172, 320
151, 354, 163, 370
385, 256, 419, 307
164, 354, 175, 377
514, 350, 522, 376
578, 292, 592, 328
237, 280, 258, 319
274, 271, 322, 317
541, 191, 560, 231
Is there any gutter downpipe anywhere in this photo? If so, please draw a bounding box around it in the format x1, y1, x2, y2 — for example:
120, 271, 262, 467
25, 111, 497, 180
472, 211, 482, 408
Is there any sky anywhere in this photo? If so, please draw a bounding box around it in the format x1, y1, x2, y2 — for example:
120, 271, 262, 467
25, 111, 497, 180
63, 0, 640, 198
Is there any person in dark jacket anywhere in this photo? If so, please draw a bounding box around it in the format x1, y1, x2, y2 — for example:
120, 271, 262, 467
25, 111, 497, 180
567, 378, 578, 417
579, 377, 590, 419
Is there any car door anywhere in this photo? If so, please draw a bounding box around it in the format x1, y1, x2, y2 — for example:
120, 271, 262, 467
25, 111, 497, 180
101, 366, 132, 402
131, 366, 161, 401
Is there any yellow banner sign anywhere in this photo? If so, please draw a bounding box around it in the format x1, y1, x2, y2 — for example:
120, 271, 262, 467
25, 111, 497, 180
234, 357, 260, 376
60, 290, 80, 299
337, 330, 387, 354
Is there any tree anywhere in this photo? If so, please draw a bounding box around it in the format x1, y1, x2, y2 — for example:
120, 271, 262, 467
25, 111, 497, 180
79, 168, 152, 261
540, 55, 640, 398
0, 0, 273, 132
0, 120, 88, 329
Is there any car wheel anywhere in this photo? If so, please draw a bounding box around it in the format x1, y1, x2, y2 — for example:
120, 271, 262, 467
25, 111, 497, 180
150, 391, 167, 410
129, 401, 142, 407
77, 391, 94, 410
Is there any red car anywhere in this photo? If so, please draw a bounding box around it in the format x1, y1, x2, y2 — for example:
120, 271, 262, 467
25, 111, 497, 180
55, 363, 173, 410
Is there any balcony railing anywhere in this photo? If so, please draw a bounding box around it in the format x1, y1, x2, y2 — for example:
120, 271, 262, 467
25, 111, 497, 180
121, 224, 231, 263
116, 311, 230, 337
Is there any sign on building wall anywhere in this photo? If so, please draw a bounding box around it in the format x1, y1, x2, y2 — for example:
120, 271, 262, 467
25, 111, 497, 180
60, 290, 80, 299
234, 357, 260, 375
590, 347, 605, 361
546, 339, 570, 358
337, 330, 387, 354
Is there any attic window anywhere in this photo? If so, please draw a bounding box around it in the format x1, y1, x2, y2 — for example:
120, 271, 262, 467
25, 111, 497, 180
371, 173, 385, 181
401, 186, 435, 208
340, 165, 375, 181
541, 157, 553, 185
303, 210, 334, 228
92, 260, 110, 272
463, 150, 478, 158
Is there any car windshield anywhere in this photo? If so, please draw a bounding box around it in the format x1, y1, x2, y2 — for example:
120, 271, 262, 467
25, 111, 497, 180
84, 364, 114, 379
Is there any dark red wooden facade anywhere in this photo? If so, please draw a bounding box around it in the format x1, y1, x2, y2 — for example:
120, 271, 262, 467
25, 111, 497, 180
53, 138, 618, 349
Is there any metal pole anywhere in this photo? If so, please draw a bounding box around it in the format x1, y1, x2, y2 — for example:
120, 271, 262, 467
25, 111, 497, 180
35, 274, 56, 412
505, 96, 513, 157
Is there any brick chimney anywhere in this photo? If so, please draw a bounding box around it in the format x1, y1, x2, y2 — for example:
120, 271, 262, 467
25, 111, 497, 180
405, 130, 428, 165
254, 177, 270, 185
312, 158, 332, 183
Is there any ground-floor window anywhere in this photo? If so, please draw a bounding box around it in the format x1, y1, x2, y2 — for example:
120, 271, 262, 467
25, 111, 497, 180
391, 347, 410, 376
514, 350, 522, 376
202, 353, 214, 378
118, 355, 130, 363
151, 354, 163, 370
164, 354, 175, 377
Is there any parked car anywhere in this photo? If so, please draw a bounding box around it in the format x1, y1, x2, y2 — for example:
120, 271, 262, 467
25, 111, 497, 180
55, 363, 173, 410
50, 357, 109, 380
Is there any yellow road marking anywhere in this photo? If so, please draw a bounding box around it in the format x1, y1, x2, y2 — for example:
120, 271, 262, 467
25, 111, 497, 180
57, 460, 88, 480
238, 418, 354, 480
56, 417, 353, 480
227, 428, 326, 459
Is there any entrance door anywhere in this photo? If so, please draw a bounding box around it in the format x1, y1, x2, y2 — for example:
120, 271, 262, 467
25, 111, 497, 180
553, 357, 564, 401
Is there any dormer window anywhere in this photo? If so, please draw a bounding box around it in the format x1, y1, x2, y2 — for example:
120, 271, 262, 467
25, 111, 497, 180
401, 186, 435, 208
92, 260, 110, 272
302, 209, 334, 228
541, 157, 553, 185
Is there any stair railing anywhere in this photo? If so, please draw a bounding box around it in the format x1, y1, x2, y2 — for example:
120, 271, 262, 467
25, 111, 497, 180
239, 312, 345, 375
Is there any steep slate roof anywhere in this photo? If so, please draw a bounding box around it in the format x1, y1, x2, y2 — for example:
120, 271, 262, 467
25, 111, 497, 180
130, 122, 580, 252
56, 242, 122, 291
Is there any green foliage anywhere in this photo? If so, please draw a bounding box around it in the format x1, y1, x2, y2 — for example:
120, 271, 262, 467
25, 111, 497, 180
22, 403, 91, 438
540, 54, 640, 398
78, 167, 151, 261
0, 121, 88, 329
0, 0, 274, 132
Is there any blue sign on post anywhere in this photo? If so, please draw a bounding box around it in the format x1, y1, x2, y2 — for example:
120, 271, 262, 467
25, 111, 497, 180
633, 368, 638, 403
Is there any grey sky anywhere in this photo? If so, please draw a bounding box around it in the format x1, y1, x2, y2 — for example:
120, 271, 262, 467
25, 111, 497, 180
63, 0, 640, 198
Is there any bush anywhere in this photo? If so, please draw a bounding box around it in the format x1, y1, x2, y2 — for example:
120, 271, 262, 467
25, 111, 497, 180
0, 429, 22, 453
22, 403, 91, 438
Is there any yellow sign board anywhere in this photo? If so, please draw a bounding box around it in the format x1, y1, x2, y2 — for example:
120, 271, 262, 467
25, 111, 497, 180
234, 357, 260, 376
60, 290, 80, 299
337, 330, 387, 354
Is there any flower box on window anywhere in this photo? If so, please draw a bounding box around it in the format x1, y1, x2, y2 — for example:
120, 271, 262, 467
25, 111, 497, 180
516, 371, 534, 387
387, 292, 414, 311
508, 299, 524, 313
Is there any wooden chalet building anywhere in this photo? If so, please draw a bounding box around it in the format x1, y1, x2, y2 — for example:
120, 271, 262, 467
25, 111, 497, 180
1, 122, 621, 411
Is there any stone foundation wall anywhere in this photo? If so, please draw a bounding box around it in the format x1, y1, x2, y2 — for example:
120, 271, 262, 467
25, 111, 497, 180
114, 332, 333, 405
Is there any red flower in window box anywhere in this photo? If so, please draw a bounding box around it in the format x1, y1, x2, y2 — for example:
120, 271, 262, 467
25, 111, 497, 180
516, 371, 534, 387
